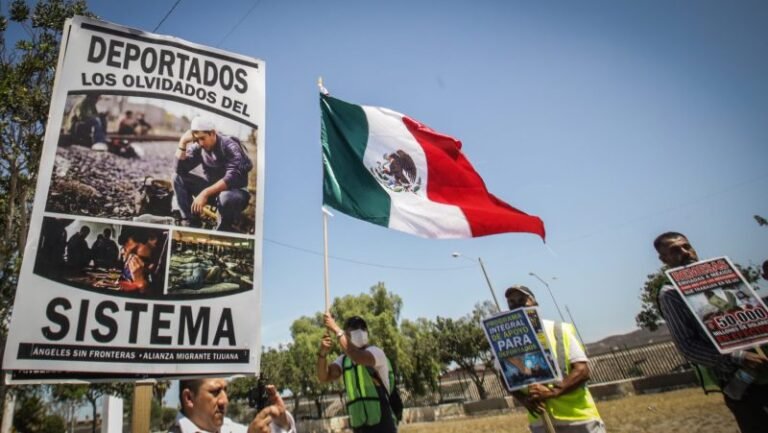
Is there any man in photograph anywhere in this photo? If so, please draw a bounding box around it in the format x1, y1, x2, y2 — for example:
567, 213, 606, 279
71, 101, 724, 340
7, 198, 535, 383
169, 378, 295, 433
66, 94, 107, 146
66, 225, 91, 269
92, 228, 118, 268
118, 110, 137, 134
174, 117, 252, 232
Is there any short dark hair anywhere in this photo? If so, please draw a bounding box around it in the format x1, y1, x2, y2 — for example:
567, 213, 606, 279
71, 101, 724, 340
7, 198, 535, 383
653, 232, 687, 251
344, 316, 368, 331
179, 379, 205, 412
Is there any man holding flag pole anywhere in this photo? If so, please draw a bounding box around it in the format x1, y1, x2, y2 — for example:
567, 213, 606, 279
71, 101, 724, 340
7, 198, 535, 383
317, 314, 398, 433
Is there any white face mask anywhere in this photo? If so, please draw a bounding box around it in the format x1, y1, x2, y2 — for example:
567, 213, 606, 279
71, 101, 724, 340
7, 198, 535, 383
349, 330, 369, 347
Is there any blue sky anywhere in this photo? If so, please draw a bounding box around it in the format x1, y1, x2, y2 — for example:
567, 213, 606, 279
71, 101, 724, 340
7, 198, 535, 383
71, 0, 768, 344
8, 0, 768, 350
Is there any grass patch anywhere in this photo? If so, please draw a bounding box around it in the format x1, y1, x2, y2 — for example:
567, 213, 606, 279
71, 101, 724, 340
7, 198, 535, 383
400, 388, 738, 433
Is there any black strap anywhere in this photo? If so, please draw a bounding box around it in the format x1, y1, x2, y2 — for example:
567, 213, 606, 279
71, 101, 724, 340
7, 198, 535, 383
366, 364, 396, 421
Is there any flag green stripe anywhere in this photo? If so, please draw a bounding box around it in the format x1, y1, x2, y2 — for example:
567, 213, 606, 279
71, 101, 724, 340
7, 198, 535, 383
321, 95, 391, 226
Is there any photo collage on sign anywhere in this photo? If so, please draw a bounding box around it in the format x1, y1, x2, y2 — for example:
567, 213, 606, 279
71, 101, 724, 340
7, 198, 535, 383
482, 307, 561, 392
36, 93, 258, 299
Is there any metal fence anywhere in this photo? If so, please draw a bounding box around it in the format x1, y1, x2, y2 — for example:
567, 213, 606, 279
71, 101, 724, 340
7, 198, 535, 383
289, 340, 691, 418
414, 340, 690, 406
588, 340, 689, 383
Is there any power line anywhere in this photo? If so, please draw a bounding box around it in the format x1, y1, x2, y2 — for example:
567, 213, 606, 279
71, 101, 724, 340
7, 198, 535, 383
217, 0, 262, 47
153, 0, 183, 32
264, 238, 476, 272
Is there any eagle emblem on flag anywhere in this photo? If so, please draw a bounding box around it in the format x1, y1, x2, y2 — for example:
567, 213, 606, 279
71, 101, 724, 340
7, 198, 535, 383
370, 150, 422, 193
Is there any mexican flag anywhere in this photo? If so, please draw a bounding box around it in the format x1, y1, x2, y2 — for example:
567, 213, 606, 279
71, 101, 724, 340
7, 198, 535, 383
321, 94, 546, 240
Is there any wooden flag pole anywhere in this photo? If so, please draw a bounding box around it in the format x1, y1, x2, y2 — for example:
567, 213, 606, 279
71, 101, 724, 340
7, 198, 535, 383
131, 382, 153, 433
319, 77, 331, 313
322, 207, 333, 311
541, 411, 557, 433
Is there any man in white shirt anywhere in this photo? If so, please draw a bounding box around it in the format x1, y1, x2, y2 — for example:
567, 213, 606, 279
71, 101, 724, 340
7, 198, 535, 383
504, 285, 605, 433
168, 377, 296, 433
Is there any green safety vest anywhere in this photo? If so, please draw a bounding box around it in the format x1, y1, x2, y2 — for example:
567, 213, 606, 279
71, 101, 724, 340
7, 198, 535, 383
693, 363, 722, 393
342, 355, 395, 428
655, 288, 768, 392
527, 321, 601, 424
694, 343, 768, 392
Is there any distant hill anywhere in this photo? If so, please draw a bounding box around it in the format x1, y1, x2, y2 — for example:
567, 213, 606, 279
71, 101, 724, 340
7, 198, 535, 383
586, 324, 673, 355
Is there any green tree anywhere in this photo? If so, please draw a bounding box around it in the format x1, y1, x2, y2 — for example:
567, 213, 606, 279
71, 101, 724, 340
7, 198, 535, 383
152, 380, 171, 406
49, 384, 86, 431
262, 344, 295, 388
149, 398, 177, 431
229, 345, 287, 398
13, 392, 47, 433
399, 318, 441, 398
433, 302, 496, 400
636, 264, 762, 330
289, 314, 334, 418
634, 270, 671, 331
40, 413, 66, 433
12, 389, 82, 433
51, 383, 131, 433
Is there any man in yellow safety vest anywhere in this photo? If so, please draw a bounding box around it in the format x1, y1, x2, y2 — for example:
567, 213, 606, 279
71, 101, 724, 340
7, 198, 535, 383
505, 285, 606, 433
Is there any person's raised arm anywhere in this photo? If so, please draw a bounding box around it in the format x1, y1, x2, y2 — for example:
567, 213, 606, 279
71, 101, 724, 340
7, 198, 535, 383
323, 313, 375, 367
317, 334, 342, 383
248, 385, 296, 433
176, 130, 194, 160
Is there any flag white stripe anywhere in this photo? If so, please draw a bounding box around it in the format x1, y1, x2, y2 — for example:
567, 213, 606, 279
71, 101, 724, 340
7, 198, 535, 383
361, 106, 472, 238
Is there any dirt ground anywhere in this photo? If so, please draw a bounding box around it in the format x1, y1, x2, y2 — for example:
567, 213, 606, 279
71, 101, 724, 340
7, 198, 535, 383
400, 388, 738, 433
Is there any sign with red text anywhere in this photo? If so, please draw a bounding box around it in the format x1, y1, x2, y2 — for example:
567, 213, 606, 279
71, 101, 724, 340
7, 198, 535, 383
666, 257, 768, 353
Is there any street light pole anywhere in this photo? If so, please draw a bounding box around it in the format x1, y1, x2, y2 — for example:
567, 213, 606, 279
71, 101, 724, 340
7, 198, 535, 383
477, 257, 501, 310
452, 253, 501, 311
529, 272, 566, 322
565, 304, 588, 350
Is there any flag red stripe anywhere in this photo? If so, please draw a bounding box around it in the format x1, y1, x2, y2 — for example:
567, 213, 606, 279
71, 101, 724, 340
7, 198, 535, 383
402, 116, 546, 239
